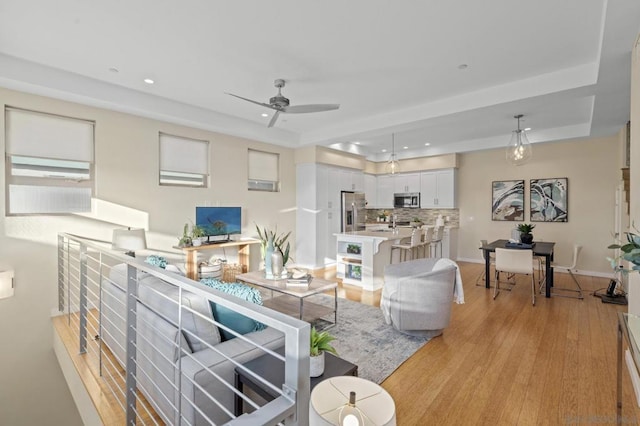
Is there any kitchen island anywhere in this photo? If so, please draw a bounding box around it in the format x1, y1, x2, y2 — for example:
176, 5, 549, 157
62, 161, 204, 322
334, 228, 414, 291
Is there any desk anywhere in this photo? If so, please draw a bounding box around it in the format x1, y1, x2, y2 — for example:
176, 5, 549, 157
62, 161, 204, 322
177, 239, 260, 280
480, 239, 555, 298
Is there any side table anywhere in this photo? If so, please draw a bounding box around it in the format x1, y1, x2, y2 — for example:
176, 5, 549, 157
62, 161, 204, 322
234, 348, 357, 417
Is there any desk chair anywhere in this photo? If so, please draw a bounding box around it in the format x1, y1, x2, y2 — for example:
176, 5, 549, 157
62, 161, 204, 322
494, 248, 536, 305
390, 229, 421, 263
475, 239, 496, 286
547, 244, 584, 299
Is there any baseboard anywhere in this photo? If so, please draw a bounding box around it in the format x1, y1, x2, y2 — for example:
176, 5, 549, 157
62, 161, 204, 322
626, 349, 640, 407
455, 257, 612, 278
53, 327, 103, 426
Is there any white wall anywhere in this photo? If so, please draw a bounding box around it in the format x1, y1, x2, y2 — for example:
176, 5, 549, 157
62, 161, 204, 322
629, 33, 640, 314
0, 87, 296, 424
456, 135, 622, 275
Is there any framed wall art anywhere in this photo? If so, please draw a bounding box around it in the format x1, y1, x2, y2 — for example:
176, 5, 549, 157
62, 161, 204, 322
492, 180, 524, 221
530, 177, 568, 222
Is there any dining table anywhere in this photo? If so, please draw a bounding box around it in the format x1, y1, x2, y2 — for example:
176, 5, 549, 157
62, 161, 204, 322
480, 239, 556, 298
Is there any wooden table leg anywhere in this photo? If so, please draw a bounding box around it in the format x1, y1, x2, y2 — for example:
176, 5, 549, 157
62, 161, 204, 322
186, 250, 197, 280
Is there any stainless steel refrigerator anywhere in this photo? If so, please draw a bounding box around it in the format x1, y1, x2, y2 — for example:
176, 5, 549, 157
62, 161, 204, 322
341, 191, 367, 232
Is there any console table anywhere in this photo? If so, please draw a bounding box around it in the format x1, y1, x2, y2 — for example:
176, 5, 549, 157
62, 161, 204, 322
177, 239, 261, 280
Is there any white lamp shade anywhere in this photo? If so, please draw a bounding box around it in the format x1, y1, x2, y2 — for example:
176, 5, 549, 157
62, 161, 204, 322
0, 269, 15, 299
112, 228, 147, 252
310, 376, 396, 426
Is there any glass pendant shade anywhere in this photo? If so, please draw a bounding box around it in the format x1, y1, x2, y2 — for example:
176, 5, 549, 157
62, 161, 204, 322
505, 115, 532, 166
385, 133, 400, 174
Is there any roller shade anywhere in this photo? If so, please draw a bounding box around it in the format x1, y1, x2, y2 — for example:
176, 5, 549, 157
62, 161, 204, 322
160, 133, 208, 175
6, 108, 94, 162
248, 149, 279, 181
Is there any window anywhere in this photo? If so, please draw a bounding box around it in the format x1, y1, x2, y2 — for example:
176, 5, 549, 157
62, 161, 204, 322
5, 107, 94, 215
159, 133, 209, 187
248, 149, 279, 192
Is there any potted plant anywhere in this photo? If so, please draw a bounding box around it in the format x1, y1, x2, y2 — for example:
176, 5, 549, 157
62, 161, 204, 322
608, 230, 640, 273
411, 216, 424, 227
347, 244, 361, 254
310, 326, 337, 377
256, 225, 292, 278
178, 223, 192, 247
517, 223, 535, 244
191, 224, 206, 247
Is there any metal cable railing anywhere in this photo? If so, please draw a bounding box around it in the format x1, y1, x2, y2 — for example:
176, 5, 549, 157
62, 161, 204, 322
56, 233, 311, 425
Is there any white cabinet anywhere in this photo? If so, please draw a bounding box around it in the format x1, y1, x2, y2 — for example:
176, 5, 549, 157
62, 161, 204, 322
364, 174, 377, 208
420, 169, 457, 208
393, 173, 421, 193
376, 175, 395, 208
351, 172, 364, 192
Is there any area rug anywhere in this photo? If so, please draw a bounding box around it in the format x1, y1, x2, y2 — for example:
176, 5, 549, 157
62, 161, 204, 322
306, 294, 431, 384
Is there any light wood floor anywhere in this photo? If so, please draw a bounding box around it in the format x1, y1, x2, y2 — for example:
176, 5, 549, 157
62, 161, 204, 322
323, 262, 640, 426
55, 263, 640, 425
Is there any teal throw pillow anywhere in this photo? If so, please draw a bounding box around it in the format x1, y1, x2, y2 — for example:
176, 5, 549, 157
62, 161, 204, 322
145, 255, 167, 269
200, 278, 266, 341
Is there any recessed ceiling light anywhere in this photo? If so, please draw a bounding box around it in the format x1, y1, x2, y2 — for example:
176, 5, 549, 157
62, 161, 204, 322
524, 127, 532, 131
261, 113, 269, 117
108, 67, 119, 73
143, 78, 155, 85
403, 146, 408, 149
354, 141, 361, 145
382, 149, 387, 153
458, 64, 468, 70
425, 142, 431, 146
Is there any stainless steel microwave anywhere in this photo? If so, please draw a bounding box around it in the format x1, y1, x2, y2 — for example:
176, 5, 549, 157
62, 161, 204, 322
394, 192, 420, 208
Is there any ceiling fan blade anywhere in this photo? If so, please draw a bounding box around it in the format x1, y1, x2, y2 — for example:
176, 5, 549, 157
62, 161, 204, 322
267, 110, 281, 128
281, 104, 340, 114
225, 92, 278, 110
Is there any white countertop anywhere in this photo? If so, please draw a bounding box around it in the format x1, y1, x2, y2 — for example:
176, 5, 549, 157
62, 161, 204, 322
335, 228, 415, 240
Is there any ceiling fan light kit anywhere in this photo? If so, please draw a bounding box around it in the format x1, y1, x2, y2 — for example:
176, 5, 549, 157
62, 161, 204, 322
226, 79, 339, 128
506, 114, 532, 166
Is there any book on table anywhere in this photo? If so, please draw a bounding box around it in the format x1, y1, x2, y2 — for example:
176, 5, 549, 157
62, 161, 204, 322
286, 275, 312, 286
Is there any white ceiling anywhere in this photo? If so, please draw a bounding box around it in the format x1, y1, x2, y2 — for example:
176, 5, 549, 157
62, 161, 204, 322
0, 0, 639, 161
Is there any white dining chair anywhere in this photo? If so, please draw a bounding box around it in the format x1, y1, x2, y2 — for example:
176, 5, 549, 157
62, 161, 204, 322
475, 239, 495, 286
494, 248, 536, 305
548, 244, 584, 299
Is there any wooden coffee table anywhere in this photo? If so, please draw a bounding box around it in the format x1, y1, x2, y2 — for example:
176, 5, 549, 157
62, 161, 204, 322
233, 347, 358, 416
236, 271, 338, 326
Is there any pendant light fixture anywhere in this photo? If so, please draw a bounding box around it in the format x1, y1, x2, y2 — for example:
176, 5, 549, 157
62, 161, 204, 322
506, 114, 532, 166
385, 133, 400, 175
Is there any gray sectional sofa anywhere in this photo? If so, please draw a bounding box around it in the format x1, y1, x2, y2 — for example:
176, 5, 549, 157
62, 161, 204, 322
101, 264, 284, 425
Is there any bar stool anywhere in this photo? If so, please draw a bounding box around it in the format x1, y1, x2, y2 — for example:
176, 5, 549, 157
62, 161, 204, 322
417, 226, 434, 258
390, 229, 420, 263
430, 225, 444, 258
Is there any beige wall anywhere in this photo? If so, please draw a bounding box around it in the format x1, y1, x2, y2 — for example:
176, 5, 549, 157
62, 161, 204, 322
0, 87, 296, 424
629, 33, 640, 313
457, 135, 622, 274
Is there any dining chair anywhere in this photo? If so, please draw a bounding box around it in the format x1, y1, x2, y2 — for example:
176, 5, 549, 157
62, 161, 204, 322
494, 248, 536, 305
548, 244, 584, 299
475, 239, 495, 286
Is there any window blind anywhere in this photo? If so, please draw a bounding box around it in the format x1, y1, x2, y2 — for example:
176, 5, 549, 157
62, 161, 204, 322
248, 149, 279, 181
159, 133, 208, 175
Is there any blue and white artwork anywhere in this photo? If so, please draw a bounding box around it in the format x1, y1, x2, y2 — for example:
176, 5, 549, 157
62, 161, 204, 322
492, 180, 524, 221
530, 178, 568, 222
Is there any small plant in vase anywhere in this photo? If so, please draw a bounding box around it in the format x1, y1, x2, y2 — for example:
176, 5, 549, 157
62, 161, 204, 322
178, 223, 192, 247
517, 223, 535, 244
310, 326, 337, 377
256, 225, 292, 278
191, 224, 206, 247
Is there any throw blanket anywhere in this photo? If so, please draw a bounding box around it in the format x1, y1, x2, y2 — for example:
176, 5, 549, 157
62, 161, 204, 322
434, 258, 465, 304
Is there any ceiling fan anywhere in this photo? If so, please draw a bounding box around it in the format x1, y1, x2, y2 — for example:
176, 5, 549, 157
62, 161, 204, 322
226, 79, 340, 128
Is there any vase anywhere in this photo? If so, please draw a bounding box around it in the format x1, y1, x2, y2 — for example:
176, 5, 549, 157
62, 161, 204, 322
264, 237, 275, 278
520, 233, 534, 244
271, 250, 284, 278
310, 352, 325, 377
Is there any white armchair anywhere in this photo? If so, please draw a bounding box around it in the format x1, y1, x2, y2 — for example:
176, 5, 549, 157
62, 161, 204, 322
381, 258, 457, 338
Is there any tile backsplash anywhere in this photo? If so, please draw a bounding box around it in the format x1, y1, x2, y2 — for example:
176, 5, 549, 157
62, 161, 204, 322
366, 208, 459, 227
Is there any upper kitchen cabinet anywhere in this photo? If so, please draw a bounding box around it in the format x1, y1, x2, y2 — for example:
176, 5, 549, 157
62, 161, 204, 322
338, 168, 364, 192
364, 174, 377, 208
376, 175, 395, 208
420, 169, 457, 208
393, 173, 421, 194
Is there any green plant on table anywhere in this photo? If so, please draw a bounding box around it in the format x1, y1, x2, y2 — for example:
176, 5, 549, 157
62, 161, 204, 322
255, 224, 292, 265
178, 223, 192, 247
310, 326, 337, 356
516, 223, 535, 234
191, 223, 206, 239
